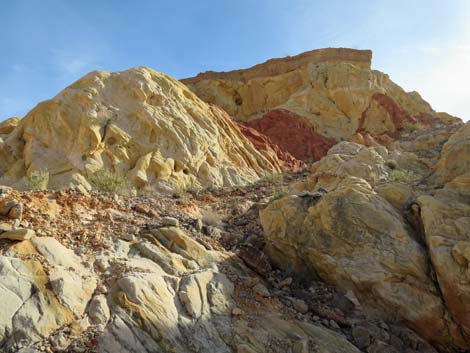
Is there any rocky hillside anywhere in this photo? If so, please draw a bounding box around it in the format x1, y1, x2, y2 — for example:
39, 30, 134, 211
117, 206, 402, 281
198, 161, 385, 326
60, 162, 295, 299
261, 122, 470, 351
0, 68, 301, 193
0, 48, 468, 353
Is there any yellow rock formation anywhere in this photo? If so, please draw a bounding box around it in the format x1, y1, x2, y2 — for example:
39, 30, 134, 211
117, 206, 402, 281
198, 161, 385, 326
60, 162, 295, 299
0, 67, 287, 191
183, 48, 458, 141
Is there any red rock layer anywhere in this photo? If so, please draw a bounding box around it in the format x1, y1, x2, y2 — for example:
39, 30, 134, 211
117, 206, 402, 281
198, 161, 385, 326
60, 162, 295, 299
210, 105, 306, 172
237, 123, 306, 172
357, 93, 437, 141
245, 109, 337, 161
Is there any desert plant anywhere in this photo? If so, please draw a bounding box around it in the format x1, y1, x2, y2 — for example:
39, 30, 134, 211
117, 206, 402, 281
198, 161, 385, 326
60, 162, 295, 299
201, 210, 223, 227
27, 170, 49, 191
88, 169, 131, 195
271, 186, 289, 201
263, 173, 284, 184
403, 122, 418, 133
390, 168, 416, 183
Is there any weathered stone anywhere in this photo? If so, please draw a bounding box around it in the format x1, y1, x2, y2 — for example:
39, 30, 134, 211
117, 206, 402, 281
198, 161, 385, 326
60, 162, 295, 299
433, 123, 470, 184
417, 174, 470, 343
292, 299, 309, 314
260, 177, 454, 347
87, 295, 110, 325
352, 325, 371, 349
0, 222, 13, 232
0, 197, 23, 219
0, 228, 35, 241
253, 283, 270, 298
237, 244, 272, 275
161, 216, 179, 227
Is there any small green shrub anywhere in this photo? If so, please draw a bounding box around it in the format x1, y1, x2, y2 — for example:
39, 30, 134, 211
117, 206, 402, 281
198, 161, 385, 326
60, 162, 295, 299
171, 184, 187, 199
263, 173, 283, 184
27, 170, 49, 191
271, 187, 289, 201
88, 169, 130, 195
390, 169, 416, 183
172, 181, 201, 199
403, 122, 418, 133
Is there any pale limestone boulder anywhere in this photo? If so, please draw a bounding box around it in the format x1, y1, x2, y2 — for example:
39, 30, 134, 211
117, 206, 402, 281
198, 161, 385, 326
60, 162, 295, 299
154, 226, 223, 266
178, 269, 234, 319
0, 237, 99, 350
260, 176, 458, 347
87, 295, 110, 325
232, 316, 361, 353
0, 248, 74, 349
0, 228, 35, 241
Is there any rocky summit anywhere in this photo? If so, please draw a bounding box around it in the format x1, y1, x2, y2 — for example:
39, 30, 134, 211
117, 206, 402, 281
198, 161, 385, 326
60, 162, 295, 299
0, 48, 468, 353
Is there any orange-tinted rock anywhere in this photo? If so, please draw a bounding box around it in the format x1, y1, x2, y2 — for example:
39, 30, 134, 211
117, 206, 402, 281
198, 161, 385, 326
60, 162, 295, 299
212, 105, 306, 172
357, 93, 438, 140
245, 109, 337, 161
182, 48, 372, 84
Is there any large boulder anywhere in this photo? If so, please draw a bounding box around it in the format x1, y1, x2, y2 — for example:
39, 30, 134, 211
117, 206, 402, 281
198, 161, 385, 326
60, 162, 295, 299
0, 67, 292, 191
433, 123, 470, 184
418, 174, 470, 343
260, 177, 462, 348
0, 238, 95, 350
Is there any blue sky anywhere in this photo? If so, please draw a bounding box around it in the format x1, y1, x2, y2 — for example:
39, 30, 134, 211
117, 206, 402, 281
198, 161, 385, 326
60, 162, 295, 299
1, 0, 469, 121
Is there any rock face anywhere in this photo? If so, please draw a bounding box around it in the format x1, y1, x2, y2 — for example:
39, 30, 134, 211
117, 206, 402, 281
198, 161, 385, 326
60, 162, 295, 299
183, 48, 460, 146
245, 109, 337, 161
0, 67, 295, 192
416, 123, 470, 342
212, 105, 305, 172
183, 48, 373, 84
433, 123, 470, 184
260, 122, 470, 351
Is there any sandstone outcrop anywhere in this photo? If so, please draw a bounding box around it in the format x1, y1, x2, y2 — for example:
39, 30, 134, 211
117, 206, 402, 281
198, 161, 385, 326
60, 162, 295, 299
213, 105, 305, 171
0, 67, 295, 193
260, 123, 470, 350
0, 117, 20, 135
433, 123, 470, 184
183, 48, 460, 145
183, 48, 373, 84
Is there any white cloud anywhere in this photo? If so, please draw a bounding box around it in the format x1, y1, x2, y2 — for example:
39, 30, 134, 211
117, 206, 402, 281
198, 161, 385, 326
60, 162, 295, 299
11, 64, 26, 72
50, 48, 97, 76
417, 46, 441, 54
59, 57, 94, 75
